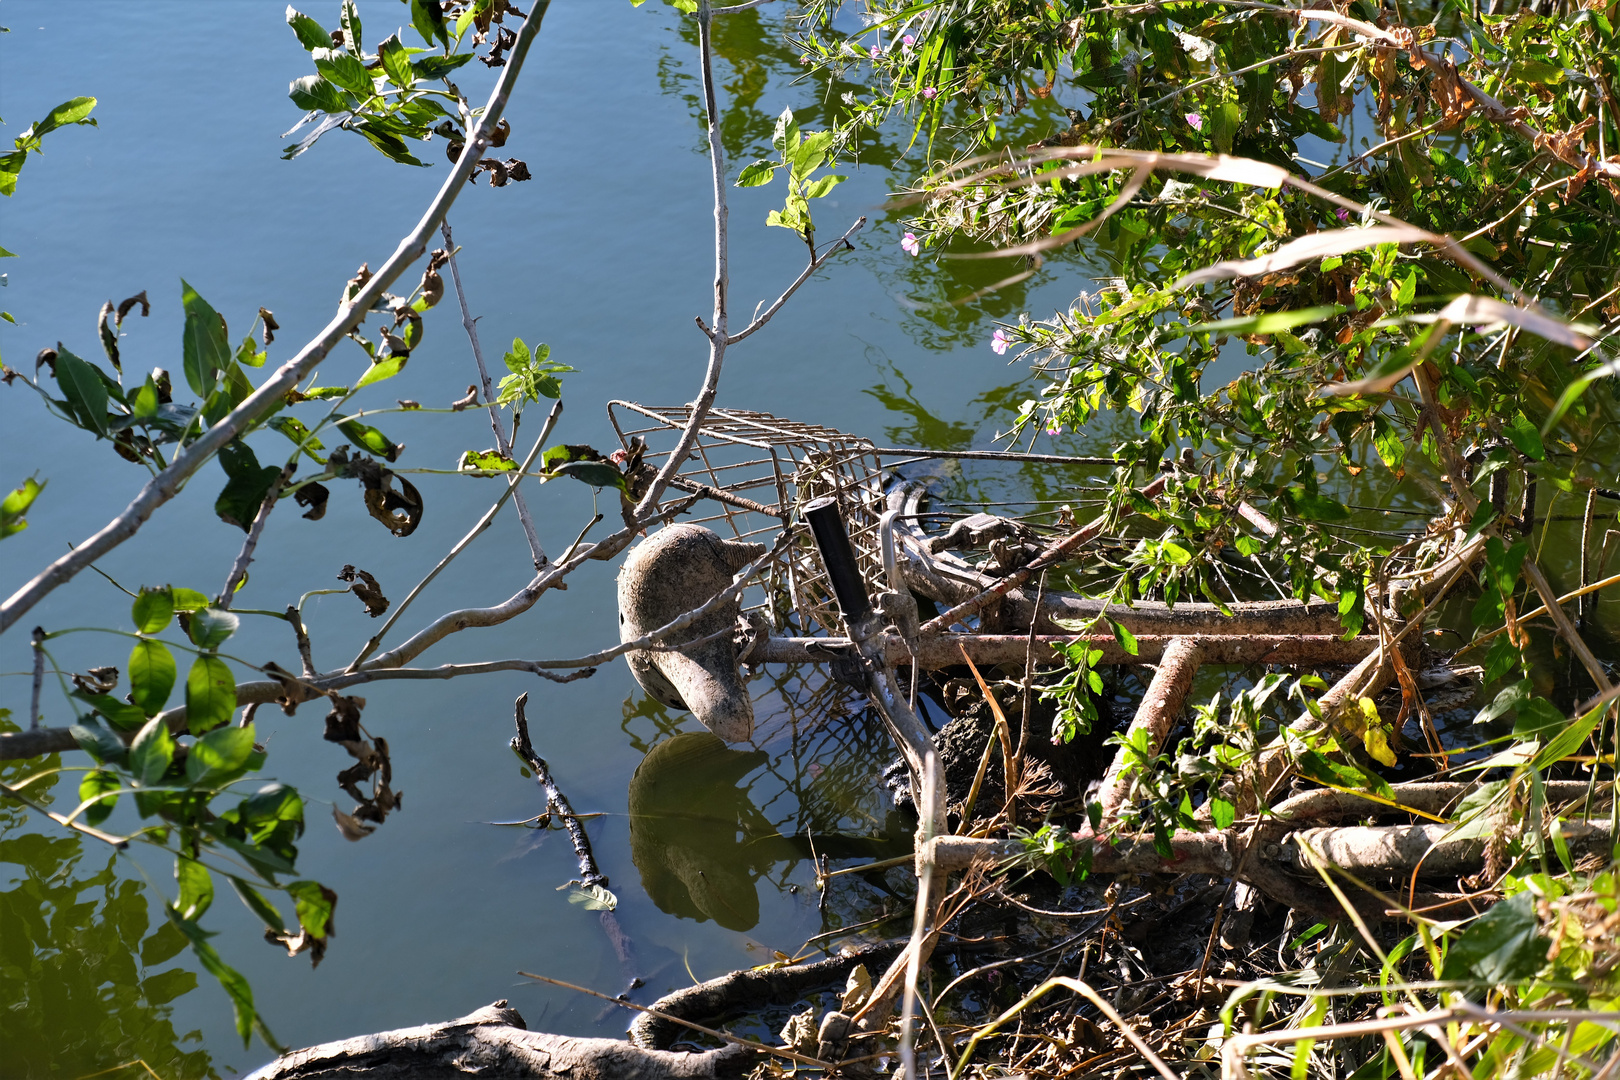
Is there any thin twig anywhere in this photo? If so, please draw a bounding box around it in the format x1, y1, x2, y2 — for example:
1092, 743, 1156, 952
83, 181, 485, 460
0, 3, 554, 637
348, 408, 558, 670
0, 779, 130, 848
512, 692, 605, 887
218, 464, 292, 610
440, 220, 549, 571
29, 627, 45, 731
726, 216, 866, 345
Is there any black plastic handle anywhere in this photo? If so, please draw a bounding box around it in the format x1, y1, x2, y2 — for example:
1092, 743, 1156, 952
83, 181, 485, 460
803, 496, 872, 625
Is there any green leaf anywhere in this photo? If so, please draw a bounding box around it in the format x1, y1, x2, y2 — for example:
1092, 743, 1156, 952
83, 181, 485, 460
216, 440, 282, 531
235, 333, 266, 369
287, 879, 337, 938
1472, 679, 1530, 726
1160, 540, 1193, 566
1210, 796, 1235, 829
188, 607, 240, 650
1371, 414, 1405, 473
181, 279, 230, 399
288, 75, 351, 114
1505, 411, 1545, 461
771, 107, 800, 156
129, 638, 177, 717
336, 418, 401, 461
170, 588, 211, 613
72, 692, 148, 731
130, 376, 160, 420
70, 720, 127, 766
1507, 59, 1566, 85
130, 714, 176, 786
53, 346, 111, 437
735, 160, 778, 187
551, 460, 626, 490
187, 722, 257, 786
1210, 100, 1242, 154
312, 48, 373, 96
339, 0, 363, 52
379, 33, 415, 89
1295, 749, 1393, 799
802, 174, 847, 199
355, 355, 407, 388
1529, 699, 1607, 771
1108, 618, 1139, 656
413, 51, 476, 79
1, 477, 43, 540
285, 7, 329, 50
409, 0, 449, 48
458, 448, 518, 473
185, 656, 236, 735
1440, 892, 1546, 985
132, 586, 175, 634
29, 96, 98, 139
167, 907, 273, 1050
229, 876, 287, 934
78, 769, 121, 827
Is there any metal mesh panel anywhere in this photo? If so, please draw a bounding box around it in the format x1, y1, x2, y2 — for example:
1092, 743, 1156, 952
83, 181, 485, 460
607, 402, 888, 637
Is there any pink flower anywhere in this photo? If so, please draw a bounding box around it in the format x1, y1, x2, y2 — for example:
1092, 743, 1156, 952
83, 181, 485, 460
1335, 207, 1351, 223
920, 86, 938, 100
1186, 112, 1203, 130
609, 448, 630, 465
902, 34, 916, 49
901, 232, 921, 256
991, 328, 1011, 355
1046, 422, 1062, 435
870, 44, 883, 58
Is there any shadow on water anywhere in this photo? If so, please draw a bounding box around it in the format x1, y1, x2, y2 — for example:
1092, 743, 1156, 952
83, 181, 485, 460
0, 717, 216, 1080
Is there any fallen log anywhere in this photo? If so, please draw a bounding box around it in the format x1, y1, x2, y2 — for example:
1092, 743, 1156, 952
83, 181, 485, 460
629, 941, 903, 1050
245, 1001, 752, 1080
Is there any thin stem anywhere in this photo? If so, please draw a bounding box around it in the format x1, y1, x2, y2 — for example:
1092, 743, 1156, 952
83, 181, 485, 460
217, 464, 292, 610
440, 219, 549, 571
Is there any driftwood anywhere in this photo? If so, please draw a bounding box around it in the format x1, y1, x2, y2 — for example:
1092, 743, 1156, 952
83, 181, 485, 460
246, 1001, 752, 1080
630, 941, 904, 1050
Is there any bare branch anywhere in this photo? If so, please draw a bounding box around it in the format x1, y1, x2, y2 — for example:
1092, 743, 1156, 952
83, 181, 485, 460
29, 627, 44, 731
726, 216, 866, 345
0, 3, 554, 637
348, 410, 558, 671
631, 0, 729, 521
440, 220, 550, 571
218, 464, 292, 610
0, 778, 130, 848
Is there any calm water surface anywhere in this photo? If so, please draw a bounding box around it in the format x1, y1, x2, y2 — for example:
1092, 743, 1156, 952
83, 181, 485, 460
0, 3, 1092, 1074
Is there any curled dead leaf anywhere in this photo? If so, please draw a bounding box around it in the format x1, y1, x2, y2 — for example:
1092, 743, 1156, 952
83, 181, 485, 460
397, 399, 421, 410
116, 290, 151, 326
295, 480, 330, 521
70, 666, 120, 695
336, 564, 389, 617
451, 385, 480, 411
332, 805, 375, 841
259, 307, 279, 346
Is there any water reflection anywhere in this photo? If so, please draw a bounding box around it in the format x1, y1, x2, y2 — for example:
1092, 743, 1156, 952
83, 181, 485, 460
629, 732, 786, 932
624, 666, 915, 936
0, 718, 215, 1080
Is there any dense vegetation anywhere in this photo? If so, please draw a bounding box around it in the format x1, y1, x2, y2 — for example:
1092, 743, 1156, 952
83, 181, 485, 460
2, 0, 1617, 1076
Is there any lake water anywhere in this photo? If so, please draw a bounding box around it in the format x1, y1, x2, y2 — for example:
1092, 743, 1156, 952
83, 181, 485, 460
0, 3, 1094, 1074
